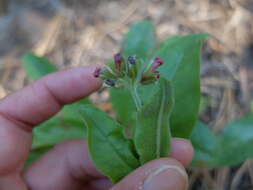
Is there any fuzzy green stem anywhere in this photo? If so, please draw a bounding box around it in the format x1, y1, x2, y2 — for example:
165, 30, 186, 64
130, 85, 142, 111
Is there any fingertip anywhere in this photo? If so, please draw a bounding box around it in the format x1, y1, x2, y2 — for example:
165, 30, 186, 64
112, 158, 188, 190
79, 66, 103, 89
41, 65, 103, 104
171, 138, 194, 167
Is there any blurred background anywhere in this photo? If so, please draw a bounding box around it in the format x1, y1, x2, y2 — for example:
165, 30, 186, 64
0, 0, 253, 189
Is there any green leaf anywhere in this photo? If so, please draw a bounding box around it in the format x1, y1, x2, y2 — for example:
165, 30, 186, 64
190, 121, 217, 167
134, 78, 174, 164
110, 88, 136, 126
80, 105, 140, 183
215, 115, 253, 166
121, 21, 156, 59
61, 98, 92, 118
27, 100, 93, 166
154, 34, 209, 138
32, 116, 85, 149
31, 101, 92, 151
191, 116, 253, 167
22, 52, 58, 80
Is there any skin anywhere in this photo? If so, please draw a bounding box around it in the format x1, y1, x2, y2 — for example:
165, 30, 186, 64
0, 66, 194, 190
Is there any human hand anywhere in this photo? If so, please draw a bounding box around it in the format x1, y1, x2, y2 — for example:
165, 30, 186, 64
0, 66, 193, 190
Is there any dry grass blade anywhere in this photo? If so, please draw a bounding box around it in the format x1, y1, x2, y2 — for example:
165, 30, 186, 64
215, 168, 230, 190
33, 15, 64, 56
0, 85, 6, 98
231, 161, 249, 190
247, 160, 253, 187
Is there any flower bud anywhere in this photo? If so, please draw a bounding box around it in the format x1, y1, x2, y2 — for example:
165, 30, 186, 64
105, 78, 116, 86
140, 74, 157, 85
114, 53, 124, 71
151, 56, 164, 72
127, 56, 138, 78
127, 56, 136, 65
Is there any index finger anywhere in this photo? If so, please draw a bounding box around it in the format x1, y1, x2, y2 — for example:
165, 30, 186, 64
0, 66, 101, 176
0, 66, 101, 130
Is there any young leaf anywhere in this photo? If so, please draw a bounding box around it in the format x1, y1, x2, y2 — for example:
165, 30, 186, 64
134, 78, 174, 164
32, 116, 86, 149
154, 34, 209, 138
79, 105, 140, 183
22, 52, 58, 80
121, 21, 156, 59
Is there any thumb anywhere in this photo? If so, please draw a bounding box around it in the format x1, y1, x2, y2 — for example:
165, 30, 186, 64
111, 158, 188, 190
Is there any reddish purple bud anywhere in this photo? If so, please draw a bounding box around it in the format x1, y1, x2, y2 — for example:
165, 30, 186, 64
156, 74, 160, 79
114, 53, 123, 70
151, 56, 164, 72
155, 56, 164, 65
93, 67, 102, 78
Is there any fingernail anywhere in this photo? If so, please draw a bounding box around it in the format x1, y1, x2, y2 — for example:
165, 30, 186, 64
142, 165, 188, 190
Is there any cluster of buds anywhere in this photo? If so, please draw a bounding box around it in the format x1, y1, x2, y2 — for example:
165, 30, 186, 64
93, 53, 164, 87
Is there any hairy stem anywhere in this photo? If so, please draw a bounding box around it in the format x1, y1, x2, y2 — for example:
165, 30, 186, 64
130, 85, 142, 111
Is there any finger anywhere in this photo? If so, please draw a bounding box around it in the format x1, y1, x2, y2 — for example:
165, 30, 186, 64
112, 158, 188, 190
0, 66, 101, 176
171, 138, 194, 167
24, 139, 112, 190
0, 174, 27, 190
23, 138, 192, 190
0, 66, 101, 128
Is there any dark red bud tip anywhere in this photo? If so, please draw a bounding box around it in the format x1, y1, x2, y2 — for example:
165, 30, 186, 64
151, 57, 164, 72
156, 74, 160, 79
93, 67, 102, 78
155, 56, 164, 66
114, 53, 123, 70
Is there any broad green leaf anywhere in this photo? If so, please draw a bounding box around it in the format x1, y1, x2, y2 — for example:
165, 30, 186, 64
80, 105, 140, 183
215, 115, 253, 166
22, 52, 58, 80
154, 34, 209, 138
121, 21, 156, 59
134, 78, 174, 164
30, 100, 92, 165
61, 98, 92, 119
110, 88, 136, 126
32, 116, 85, 149
190, 121, 217, 166
191, 116, 253, 167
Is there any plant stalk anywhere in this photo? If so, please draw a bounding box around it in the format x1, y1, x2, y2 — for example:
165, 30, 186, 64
130, 85, 142, 111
